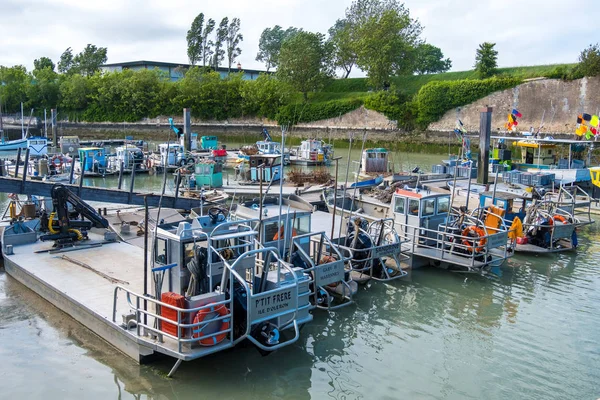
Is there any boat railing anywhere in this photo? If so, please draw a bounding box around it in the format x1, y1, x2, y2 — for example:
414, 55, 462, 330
216, 247, 303, 351
112, 285, 234, 357
336, 218, 409, 282
521, 208, 576, 243
397, 215, 510, 271
545, 186, 593, 225
291, 231, 354, 311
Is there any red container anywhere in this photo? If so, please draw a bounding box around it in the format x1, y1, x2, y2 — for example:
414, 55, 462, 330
161, 292, 186, 337
516, 237, 528, 245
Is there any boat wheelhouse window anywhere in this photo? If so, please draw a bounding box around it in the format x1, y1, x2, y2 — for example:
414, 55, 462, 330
438, 197, 450, 213
155, 238, 167, 264
408, 199, 419, 216
264, 221, 283, 241
293, 215, 310, 235
394, 197, 405, 214
422, 199, 435, 216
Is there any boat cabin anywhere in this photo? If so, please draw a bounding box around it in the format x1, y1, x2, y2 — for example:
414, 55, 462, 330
516, 140, 558, 166
115, 146, 145, 170
392, 188, 451, 241
478, 191, 532, 223
159, 143, 187, 167
297, 139, 326, 162
361, 148, 389, 174
78, 147, 108, 173
234, 194, 313, 255
59, 136, 80, 154
248, 154, 282, 182
194, 160, 223, 188
200, 136, 218, 150
27, 137, 48, 157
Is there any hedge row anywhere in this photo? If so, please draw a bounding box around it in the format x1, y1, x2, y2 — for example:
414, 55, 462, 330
276, 98, 364, 126
415, 76, 522, 127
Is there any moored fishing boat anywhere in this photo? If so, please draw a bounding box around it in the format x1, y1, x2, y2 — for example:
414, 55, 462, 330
1, 184, 313, 377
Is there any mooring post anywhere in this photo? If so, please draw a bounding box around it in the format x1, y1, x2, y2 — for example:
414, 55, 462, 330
51, 109, 57, 148
0, 159, 5, 177
128, 166, 136, 203
174, 169, 181, 201
14, 148, 22, 178
183, 108, 191, 152
20, 148, 30, 192
78, 155, 86, 196
477, 106, 493, 185
69, 156, 76, 184
117, 161, 124, 190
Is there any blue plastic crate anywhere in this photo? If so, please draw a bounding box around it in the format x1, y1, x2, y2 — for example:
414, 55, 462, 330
432, 164, 447, 174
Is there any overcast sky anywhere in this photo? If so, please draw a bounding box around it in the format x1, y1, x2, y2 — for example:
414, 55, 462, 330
1, 0, 598, 76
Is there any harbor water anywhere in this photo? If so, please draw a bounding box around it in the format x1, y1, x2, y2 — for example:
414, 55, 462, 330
0, 147, 599, 399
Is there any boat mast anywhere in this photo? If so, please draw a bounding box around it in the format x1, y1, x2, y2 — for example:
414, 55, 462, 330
0, 97, 4, 141
20, 102, 24, 139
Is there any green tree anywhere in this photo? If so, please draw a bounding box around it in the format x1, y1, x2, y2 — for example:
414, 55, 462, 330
256, 26, 299, 72
277, 31, 332, 101
577, 43, 600, 77
27, 67, 60, 110
328, 19, 356, 78
186, 13, 205, 65
74, 44, 108, 77
347, 0, 422, 89
240, 73, 291, 118
201, 18, 216, 67
474, 42, 498, 79
33, 57, 55, 72
414, 43, 451, 74
59, 74, 93, 111
0, 65, 29, 112
212, 18, 228, 70
58, 47, 75, 74
225, 17, 243, 73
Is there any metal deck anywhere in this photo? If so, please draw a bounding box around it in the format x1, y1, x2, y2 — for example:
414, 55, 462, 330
2, 231, 160, 362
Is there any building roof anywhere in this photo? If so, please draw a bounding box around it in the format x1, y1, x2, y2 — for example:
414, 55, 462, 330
101, 60, 269, 75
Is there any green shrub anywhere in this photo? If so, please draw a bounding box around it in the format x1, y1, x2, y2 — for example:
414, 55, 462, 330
276, 98, 363, 126
415, 76, 522, 127
364, 89, 417, 130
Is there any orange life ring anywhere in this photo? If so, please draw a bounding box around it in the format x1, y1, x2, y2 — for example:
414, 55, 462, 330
192, 304, 229, 346
51, 155, 63, 168
145, 157, 152, 169
273, 226, 298, 240
462, 225, 487, 253
553, 215, 568, 224
319, 255, 337, 264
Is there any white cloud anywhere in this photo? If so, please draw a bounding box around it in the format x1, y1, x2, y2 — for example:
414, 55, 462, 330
0, 0, 598, 75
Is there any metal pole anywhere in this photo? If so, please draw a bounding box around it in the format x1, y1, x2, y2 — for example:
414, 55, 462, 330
14, 148, 21, 178
69, 156, 76, 184
44, 109, 47, 138
465, 161, 473, 212
174, 169, 181, 200
117, 161, 124, 190
128, 166, 136, 203
51, 109, 57, 148
21, 148, 30, 192
477, 106, 493, 184
183, 108, 191, 152
338, 132, 354, 239
20, 103, 24, 139
330, 157, 340, 241
277, 126, 285, 253
143, 195, 149, 326
78, 155, 86, 196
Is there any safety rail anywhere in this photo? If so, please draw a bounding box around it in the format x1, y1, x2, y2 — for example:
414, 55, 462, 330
396, 214, 511, 271
520, 207, 577, 245
215, 246, 302, 351
335, 218, 409, 282
551, 185, 594, 226
291, 231, 354, 311
112, 286, 233, 355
